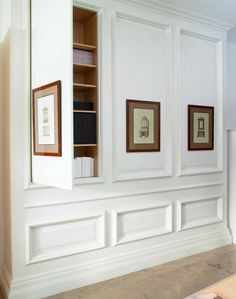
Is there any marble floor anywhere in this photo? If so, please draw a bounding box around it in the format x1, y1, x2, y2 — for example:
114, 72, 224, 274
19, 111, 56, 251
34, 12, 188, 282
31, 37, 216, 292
1, 245, 236, 299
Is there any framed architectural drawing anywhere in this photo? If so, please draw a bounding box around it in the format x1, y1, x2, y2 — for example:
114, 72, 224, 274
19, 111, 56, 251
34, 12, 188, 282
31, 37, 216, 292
126, 100, 160, 152
188, 105, 214, 151
32, 81, 62, 156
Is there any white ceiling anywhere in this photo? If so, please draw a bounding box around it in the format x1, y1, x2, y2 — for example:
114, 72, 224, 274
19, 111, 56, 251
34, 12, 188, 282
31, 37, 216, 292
153, 0, 236, 43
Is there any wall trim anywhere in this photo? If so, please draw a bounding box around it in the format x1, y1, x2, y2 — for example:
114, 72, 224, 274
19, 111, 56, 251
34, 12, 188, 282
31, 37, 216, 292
176, 195, 224, 232
114, 0, 233, 32
23, 180, 224, 209
25, 212, 106, 264
176, 28, 224, 176
112, 202, 172, 245
112, 11, 173, 182
7, 228, 232, 299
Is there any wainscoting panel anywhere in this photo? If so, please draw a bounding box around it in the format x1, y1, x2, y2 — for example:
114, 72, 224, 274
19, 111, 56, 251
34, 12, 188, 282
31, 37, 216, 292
113, 12, 172, 181
177, 29, 223, 176
25, 212, 105, 264
176, 196, 223, 231
112, 203, 172, 245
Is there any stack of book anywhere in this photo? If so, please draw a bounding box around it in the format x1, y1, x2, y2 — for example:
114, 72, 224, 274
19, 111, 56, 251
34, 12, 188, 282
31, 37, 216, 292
74, 157, 94, 178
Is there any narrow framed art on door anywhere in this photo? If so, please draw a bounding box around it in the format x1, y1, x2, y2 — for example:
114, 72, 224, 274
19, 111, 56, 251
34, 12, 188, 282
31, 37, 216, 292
32, 80, 62, 156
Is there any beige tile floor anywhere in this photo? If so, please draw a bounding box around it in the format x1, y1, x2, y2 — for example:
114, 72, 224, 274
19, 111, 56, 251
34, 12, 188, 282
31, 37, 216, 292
47, 245, 236, 299
1, 245, 236, 299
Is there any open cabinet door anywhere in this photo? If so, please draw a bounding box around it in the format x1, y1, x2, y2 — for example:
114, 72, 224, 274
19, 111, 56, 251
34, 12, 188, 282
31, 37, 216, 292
31, 0, 73, 189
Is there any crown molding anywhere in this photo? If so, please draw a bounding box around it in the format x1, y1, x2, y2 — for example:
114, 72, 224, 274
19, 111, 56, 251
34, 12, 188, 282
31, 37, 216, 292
114, 0, 234, 32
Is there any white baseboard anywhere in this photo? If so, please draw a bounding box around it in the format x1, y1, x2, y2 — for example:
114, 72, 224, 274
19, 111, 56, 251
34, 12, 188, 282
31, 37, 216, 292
5, 228, 232, 299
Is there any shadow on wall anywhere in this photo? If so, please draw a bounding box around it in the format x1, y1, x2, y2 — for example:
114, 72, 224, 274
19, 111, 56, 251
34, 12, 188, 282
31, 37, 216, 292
0, 30, 13, 298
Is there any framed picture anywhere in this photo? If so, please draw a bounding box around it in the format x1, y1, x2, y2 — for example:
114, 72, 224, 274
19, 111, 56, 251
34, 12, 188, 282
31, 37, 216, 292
32, 80, 62, 156
126, 99, 160, 152
188, 105, 214, 151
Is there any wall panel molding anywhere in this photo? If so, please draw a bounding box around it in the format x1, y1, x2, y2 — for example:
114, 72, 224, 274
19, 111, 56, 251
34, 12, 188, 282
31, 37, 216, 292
8, 228, 231, 299
176, 195, 223, 232
114, 0, 233, 32
176, 28, 224, 176
25, 212, 105, 264
112, 203, 172, 245
112, 11, 172, 182
24, 180, 224, 209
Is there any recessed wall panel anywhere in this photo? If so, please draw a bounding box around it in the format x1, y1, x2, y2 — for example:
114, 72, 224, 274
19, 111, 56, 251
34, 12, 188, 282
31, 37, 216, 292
114, 14, 171, 180
26, 213, 105, 264
112, 204, 172, 245
177, 196, 223, 231
179, 30, 223, 175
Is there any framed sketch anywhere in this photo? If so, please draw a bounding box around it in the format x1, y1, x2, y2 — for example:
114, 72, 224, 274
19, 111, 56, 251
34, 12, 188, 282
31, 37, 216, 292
32, 80, 62, 156
126, 100, 160, 152
188, 105, 214, 151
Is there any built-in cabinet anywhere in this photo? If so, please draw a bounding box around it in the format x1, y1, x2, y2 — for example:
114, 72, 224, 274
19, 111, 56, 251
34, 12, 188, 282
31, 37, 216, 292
31, 1, 101, 189
73, 6, 99, 177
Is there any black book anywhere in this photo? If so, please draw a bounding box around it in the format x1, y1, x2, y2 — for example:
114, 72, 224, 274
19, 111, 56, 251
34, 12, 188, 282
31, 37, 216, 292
74, 112, 96, 144
73, 101, 93, 111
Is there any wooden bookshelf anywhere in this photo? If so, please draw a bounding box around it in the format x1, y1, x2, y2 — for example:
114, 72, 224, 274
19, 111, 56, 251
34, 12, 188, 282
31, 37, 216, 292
73, 63, 96, 72
74, 144, 97, 147
73, 42, 96, 51
73, 83, 96, 91
73, 6, 98, 178
73, 110, 97, 113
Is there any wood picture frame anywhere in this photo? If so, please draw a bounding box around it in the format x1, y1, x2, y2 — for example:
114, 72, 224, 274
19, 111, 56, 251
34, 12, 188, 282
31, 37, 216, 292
188, 104, 214, 151
126, 99, 161, 152
32, 80, 62, 156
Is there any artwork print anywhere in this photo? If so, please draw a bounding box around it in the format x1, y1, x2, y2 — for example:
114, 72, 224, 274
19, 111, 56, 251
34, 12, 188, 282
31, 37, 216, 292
188, 105, 214, 151
126, 100, 160, 152
38, 94, 55, 145
32, 81, 62, 156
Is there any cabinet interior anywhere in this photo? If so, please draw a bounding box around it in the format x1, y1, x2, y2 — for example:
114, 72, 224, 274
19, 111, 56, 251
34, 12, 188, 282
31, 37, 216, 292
73, 6, 98, 178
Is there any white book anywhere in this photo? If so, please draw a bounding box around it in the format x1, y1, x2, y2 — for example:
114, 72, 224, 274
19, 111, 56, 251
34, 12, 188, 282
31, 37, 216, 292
82, 157, 91, 177
91, 158, 94, 177
73, 159, 77, 177
76, 157, 83, 178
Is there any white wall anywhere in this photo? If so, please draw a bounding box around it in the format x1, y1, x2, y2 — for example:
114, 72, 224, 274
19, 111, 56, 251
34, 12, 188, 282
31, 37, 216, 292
227, 43, 236, 129
227, 42, 236, 243
0, 1, 232, 298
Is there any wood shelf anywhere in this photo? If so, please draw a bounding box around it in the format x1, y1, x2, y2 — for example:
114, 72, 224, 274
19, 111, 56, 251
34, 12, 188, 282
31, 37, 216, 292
73, 42, 96, 51
73, 6, 98, 177
73, 110, 97, 113
74, 144, 97, 147
73, 83, 96, 91
73, 63, 96, 72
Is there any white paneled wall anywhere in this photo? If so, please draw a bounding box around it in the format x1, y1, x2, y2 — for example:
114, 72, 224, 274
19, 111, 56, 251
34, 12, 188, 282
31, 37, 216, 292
179, 30, 223, 175
0, 0, 232, 298
227, 43, 236, 244
113, 13, 172, 180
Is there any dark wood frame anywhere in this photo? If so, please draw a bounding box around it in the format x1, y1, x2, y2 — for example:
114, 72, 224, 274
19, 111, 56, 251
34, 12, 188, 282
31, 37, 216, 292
126, 99, 161, 152
32, 80, 62, 156
188, 104, 214, 151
